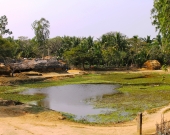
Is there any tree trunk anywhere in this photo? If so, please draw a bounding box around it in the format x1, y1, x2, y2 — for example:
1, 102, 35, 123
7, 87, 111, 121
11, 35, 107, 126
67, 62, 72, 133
11, 68, 15, 77
82, 61, 85, 70
48, 48, 50, 56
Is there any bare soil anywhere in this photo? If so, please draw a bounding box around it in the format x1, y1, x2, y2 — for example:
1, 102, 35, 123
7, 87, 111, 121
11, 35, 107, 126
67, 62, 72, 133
0, 69, 169, 135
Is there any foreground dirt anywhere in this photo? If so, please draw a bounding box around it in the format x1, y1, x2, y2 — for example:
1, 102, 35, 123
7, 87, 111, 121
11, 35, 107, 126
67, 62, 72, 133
1, 103, 170, 135
0, 69, 170, 135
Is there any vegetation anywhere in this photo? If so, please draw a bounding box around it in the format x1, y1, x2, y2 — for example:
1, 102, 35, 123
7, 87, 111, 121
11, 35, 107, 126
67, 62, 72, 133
0, 15, 12, 37
0, 37, 16, 59
151, 0, 170, 44
1, 0, 170, 124
0, 86, 45, 103
32, 18, 50, 57
0, 0, 169, 68
151, 0, 170, 64
0, 18, 168, 69
1, 0, 170, 69
0, 30, 168, 69
1, 72, 170, 123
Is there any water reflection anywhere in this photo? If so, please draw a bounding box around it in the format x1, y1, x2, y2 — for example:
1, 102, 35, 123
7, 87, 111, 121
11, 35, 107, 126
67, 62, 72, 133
21, 84, 119, 121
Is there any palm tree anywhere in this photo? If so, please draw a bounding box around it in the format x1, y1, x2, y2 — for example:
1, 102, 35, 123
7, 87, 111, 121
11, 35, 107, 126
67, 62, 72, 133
127, 35, 146, 67
99, 32, 128, 67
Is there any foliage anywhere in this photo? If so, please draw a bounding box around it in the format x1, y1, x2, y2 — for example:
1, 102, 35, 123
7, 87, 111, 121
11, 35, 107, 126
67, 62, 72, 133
151, 0, 170, 44
0, 15, 12, 37
161, 64, 168, 72
151, 0, 170, 64
32, 18, 50, 57
24, 105, 47, 114
11, 32, 166, 69
4, 72, 170, 123
1, 14, 169, 68
2, 32, 167, 69
0, 37, 15, 58
0, 86, 45, 103
15, 36, 38, 58
47, 36, 63, 58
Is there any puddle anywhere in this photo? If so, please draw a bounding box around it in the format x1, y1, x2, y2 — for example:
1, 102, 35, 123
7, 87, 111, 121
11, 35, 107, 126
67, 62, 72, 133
21, 84, 119, 122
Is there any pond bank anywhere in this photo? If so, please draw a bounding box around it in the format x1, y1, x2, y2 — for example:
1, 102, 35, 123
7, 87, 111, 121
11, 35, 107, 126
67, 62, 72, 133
21, 84, 119, 122
1, 101, 170, 135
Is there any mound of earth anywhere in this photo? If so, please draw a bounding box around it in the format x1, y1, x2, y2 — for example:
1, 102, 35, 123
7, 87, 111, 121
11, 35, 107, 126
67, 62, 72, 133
143, 60, 161, 70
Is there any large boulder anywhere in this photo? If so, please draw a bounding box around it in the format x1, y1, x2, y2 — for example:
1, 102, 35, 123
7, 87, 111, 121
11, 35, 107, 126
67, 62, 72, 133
143, 60, 161, 70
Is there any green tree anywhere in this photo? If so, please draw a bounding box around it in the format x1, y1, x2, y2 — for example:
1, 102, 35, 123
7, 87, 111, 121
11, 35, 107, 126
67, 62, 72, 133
47, 36, 63, 58
99, 32, 128, 67
0, 37, 14, 58
89, 41, 102, 67
63, 37, 95, 70
151, 0, 170, 44
0, 15, 12, 37
15, 36, 38, 58
141, 35, 152, 44
128, 35, 146, 67
64, 46, 86, 69
151, 34, 170, 64
32, 18, 50, 57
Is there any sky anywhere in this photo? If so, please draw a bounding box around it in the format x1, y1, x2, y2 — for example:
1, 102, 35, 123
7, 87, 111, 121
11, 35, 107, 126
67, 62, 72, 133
1, 0, 157, 39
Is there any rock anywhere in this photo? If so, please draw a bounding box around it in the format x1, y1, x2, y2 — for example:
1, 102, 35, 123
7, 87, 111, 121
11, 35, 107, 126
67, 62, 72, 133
0, 63, 11, 75
0, 99, 23, 106
58, 116, 66, 120
143, 60, 161, 70
3, 57, 67, 75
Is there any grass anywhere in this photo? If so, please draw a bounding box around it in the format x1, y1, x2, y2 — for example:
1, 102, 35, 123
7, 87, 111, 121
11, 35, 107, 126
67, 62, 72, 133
0, 85, 45, 103
163, 108, 170, 114
90, 85, 170, 123
24, 105, 47, 113
1, 72, 170, 123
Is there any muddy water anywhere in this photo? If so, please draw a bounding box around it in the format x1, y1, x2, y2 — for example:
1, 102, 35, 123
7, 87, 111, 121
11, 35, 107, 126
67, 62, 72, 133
21, 84, 119, 121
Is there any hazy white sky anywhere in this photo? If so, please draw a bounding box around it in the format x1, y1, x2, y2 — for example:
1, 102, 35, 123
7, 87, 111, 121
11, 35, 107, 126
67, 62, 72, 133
1, 0, 157, 39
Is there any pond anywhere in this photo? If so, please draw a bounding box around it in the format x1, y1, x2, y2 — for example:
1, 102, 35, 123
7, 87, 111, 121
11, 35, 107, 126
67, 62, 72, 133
21, 84, 119, 122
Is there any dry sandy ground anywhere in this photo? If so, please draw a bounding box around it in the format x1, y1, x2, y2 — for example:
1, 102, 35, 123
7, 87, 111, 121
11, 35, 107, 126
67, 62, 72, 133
1, 103, 170, 135
0, 69, 170, 135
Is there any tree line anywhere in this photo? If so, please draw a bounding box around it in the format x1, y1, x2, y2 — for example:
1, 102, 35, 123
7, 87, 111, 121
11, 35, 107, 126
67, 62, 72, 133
0, 31, 167, 70
0, 0, 170, 70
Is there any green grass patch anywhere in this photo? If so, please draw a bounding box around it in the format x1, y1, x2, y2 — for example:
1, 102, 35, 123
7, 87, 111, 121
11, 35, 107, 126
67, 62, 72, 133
24, 105, 47, 113
0, 93, 45, 103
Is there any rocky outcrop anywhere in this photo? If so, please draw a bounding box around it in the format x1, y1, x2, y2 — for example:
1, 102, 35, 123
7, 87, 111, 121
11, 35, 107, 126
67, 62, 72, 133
1, 58, 67, 76
33, 59, 66, 72
143, 60, 161, 70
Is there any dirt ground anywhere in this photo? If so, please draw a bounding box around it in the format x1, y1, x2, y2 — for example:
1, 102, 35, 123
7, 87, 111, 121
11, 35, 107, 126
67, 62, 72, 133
0, 69, 170, 135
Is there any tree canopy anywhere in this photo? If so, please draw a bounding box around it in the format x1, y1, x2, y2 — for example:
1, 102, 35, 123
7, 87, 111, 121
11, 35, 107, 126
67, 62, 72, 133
32, 18, 50, 57
151, 0, 170, 44
1, 12, 169, 70
0, 37, 15, 59
151, 0, 170, 64
0, 15, 12, 37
